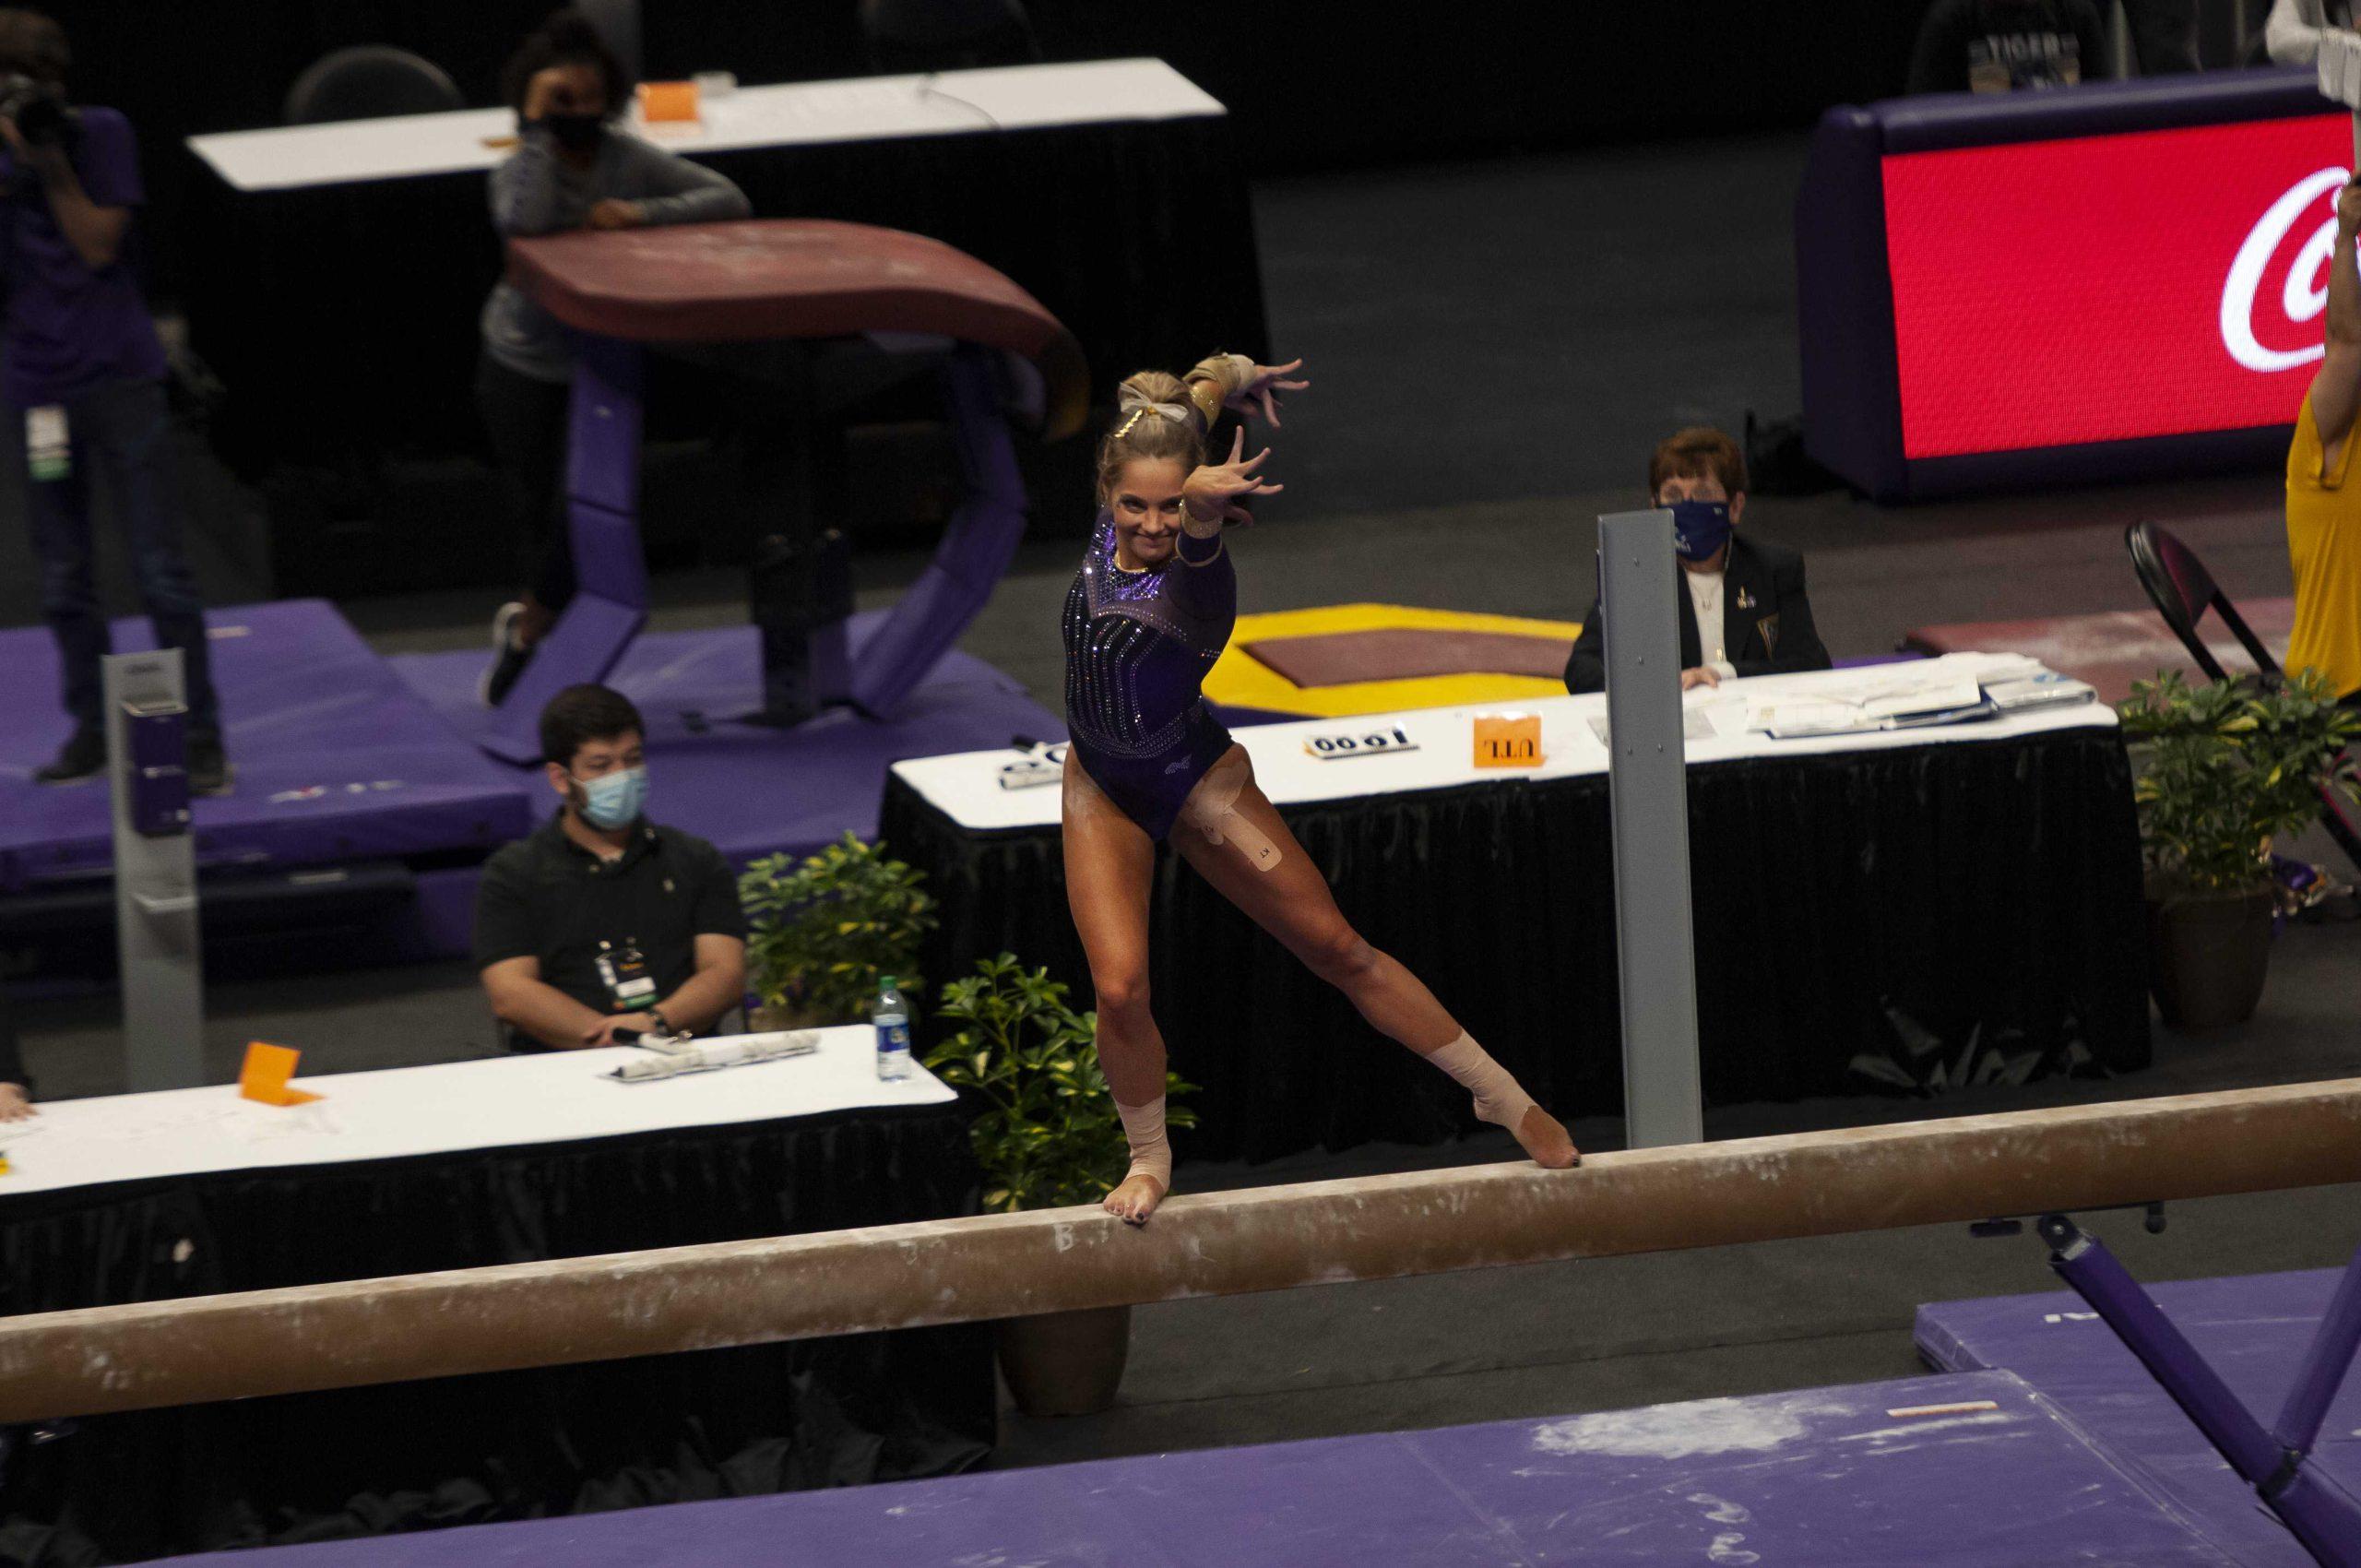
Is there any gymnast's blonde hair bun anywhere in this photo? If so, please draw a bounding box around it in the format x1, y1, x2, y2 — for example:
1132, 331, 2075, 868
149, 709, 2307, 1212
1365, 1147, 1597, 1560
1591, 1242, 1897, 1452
1097, 370, 1205, 502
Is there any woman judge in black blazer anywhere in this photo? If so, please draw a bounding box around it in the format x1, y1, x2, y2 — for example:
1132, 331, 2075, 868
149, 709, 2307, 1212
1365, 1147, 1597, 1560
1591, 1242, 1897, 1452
1565, 427, 1830, 695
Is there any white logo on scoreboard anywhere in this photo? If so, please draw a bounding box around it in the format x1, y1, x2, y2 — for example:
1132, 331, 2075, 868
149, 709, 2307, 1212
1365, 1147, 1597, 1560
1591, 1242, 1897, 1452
2222, 165, 2350, 374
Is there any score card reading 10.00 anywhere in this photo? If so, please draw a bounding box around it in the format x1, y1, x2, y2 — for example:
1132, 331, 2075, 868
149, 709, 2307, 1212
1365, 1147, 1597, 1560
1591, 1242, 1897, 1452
1302, 726, 1418, 762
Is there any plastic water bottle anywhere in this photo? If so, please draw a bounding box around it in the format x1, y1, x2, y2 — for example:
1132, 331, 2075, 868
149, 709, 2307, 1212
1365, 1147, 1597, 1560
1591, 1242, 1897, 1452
873, 976, 912, 1082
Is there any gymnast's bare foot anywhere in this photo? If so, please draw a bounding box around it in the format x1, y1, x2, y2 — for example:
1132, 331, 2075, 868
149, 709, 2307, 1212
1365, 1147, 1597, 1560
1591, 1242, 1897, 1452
1515, 1106, 1581, 1169
1104, 1173, 1168, 1227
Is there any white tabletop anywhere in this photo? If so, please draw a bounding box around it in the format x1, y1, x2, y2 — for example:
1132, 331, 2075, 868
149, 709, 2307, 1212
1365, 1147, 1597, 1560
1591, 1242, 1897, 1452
0, 1028, 955, 1198
892, 653, 2121, 833
188, 58, 1227, 194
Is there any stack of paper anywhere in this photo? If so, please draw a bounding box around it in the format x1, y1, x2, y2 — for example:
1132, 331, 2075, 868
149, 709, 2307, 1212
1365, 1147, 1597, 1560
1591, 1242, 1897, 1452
608, 1031, 820, 1082
1754, 675, 1996, 740
1983, 672, 2097, 713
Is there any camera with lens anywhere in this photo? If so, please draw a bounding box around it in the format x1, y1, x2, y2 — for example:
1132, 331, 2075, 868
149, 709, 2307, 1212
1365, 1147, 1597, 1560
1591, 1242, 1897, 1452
0, 73, 76, 151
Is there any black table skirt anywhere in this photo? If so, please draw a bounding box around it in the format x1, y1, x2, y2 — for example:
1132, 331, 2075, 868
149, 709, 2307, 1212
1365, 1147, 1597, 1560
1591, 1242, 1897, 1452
183, 116, 1269, 479
0, 1102, 991, 1564
879, 730, 2151, 1164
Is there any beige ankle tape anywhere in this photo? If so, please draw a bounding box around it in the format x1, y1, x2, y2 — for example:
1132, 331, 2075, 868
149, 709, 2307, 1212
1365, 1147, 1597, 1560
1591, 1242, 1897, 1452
1423, 1031, 1536, 1131
1113, 1095, 1172, 1189
1180, 755, 1281, 872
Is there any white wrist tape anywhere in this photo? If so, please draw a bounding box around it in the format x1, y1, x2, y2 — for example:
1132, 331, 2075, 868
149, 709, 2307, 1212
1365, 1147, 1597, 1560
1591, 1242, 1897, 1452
1114, 1094, 1172, 1190
1180, 753, 1281, 872
1423, 1031, 1536, 1131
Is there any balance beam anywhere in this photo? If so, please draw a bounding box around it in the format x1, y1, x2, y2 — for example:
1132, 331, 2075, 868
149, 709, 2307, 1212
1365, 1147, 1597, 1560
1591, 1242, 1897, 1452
5, 1079, 2356, 1423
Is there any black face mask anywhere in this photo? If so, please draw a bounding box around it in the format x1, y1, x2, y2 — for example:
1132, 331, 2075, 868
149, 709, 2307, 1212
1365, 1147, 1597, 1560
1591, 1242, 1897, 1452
543, 113, 605, 153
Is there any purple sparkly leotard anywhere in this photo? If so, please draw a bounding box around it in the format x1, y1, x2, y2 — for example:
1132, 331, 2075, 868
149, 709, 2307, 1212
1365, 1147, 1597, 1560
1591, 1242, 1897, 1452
1062, 513, 1238, 839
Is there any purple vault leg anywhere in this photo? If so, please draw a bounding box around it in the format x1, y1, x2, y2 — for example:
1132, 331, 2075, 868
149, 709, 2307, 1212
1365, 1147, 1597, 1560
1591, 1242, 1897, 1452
2036, 1214, 2361, 1568
481, 336, 650, 765
847, 345, 1027, 719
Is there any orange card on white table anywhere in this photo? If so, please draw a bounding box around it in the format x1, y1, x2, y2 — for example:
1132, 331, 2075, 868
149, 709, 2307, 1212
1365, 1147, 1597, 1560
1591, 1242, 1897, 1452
239, 1041, 323, 1107
1472, 713, 1543, 769
637, 81, 700, 123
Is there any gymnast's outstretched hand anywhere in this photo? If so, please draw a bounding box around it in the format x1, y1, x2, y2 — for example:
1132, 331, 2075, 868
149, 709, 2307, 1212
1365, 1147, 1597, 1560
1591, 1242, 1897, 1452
1182, 428, 1285, 529
1225, 358, 1311, 428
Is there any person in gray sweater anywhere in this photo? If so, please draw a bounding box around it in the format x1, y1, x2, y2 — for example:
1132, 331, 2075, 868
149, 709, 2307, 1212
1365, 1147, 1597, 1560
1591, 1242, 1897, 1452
476, 10, 749, 705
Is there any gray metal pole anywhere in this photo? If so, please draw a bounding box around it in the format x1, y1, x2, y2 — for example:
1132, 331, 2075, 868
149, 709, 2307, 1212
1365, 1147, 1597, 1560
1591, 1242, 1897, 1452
104, 648, 205, 1091
1597, 509, 1703, 1148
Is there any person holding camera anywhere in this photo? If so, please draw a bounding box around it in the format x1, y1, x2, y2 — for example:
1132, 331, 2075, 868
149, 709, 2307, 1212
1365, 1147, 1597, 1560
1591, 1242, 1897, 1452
0, 9, 225, 790
475, 10, 750, 706
2285, 176, 2361, 707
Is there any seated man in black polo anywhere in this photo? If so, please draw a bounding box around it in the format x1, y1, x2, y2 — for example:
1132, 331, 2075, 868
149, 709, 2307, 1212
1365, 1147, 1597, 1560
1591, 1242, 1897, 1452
475, 684, 747, 1050
1564, 426, 1831, 695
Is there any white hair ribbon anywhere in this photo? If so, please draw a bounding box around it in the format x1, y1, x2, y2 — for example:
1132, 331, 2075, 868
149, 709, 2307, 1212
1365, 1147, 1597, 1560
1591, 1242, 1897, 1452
1115, 396, 1194, 426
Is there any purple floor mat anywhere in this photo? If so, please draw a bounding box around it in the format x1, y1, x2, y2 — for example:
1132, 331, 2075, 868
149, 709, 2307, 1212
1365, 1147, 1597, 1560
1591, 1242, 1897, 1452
156, 1370, 2237, 1566
393, 611, 1062, 865
0, 601, 531, 892
1917, 1268, 2358, 1568
3, 603, 1052, 964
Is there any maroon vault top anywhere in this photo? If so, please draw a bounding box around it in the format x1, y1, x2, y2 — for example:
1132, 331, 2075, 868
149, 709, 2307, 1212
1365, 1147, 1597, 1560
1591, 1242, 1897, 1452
507, 219, 1086, 437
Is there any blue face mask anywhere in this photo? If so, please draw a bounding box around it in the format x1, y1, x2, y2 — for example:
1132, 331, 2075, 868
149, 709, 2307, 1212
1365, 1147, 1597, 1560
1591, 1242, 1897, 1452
572, 765, 647, 830
1667, 499, 1733, 562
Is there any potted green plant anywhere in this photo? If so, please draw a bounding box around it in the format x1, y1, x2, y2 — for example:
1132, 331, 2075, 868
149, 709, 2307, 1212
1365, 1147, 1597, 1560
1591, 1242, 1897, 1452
924, 955, 1197, 1417
2118, 670, 2361, 1029
738, 833, 938, 1028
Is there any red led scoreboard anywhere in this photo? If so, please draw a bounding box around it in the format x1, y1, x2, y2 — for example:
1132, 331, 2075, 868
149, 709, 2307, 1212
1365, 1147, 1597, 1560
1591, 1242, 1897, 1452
1797, 70, 2343, 501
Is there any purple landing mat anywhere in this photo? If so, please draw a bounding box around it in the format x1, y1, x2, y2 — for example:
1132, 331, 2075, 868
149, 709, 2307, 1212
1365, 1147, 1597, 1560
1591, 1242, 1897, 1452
1917, 1267, 2358, 1568
394, 610, 1062, 864
155, 1370, 2238, 1567
0, 600, 531, 892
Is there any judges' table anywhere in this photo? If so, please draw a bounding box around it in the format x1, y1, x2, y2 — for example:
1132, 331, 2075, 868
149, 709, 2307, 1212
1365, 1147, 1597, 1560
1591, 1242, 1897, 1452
1797, 66, 2338, 502
180, 59, 1266, 499
0, 1032, 991, 1562
880, 654, 2149, 1163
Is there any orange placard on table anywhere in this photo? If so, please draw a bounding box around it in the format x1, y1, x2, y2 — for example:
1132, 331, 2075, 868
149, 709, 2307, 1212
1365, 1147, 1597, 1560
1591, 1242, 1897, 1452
637, 80, 700, 123
1472, 713, 1543, 769
240, 1041, 322, 1107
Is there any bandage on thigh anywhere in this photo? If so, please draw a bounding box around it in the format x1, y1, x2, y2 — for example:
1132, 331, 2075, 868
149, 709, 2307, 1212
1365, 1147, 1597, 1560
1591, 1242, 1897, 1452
1062, 754, 1121, 822
1180, 754, 1281, 872
1113, 1094, 1173, 1189
1422, 1031, 1537, 1131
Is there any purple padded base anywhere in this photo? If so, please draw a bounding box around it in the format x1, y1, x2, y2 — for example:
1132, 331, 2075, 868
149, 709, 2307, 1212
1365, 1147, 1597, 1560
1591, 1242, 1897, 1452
0, 603, 1056, 964
0, 600, 532, 891
1917, 1268, 2356, 1568
394, 610, 1062, 865
153, 1370, 2237, 1566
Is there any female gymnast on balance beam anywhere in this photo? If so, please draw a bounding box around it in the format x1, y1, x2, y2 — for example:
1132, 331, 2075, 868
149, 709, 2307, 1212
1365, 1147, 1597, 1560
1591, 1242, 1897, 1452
1059, 351, 1581, 1226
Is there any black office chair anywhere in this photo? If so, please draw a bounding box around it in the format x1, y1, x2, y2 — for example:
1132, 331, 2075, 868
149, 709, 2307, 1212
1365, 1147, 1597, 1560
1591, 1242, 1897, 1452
282, 46, 462, 126
860, 0, 1041, 75
2126, 520, 2361, 872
